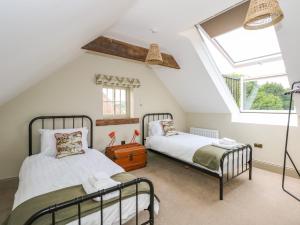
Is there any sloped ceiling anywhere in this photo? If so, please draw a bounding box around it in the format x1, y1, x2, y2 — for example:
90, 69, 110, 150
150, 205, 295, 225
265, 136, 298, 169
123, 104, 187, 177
107, 0, 300, 113
107, 0, 243, 113
2, 0, 298, 114
0, 0, 136, 106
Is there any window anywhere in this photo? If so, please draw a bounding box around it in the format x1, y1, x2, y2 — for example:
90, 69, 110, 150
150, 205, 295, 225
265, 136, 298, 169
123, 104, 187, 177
102, 87, 129, 117
214, 27, 281, 65
198, 12, 294, 113
242, 75, 293, 112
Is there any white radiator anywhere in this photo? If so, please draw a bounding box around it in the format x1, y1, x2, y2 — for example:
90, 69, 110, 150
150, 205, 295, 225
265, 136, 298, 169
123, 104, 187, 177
190, 127, 219, 139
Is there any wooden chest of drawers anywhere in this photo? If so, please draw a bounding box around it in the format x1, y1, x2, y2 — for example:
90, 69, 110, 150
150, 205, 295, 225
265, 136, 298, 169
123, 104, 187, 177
105, 143, 147, 171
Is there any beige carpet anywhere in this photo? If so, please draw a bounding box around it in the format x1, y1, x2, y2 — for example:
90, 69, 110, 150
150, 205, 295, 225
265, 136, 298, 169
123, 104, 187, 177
1, 152, 300, 225
0, 178, 18, 224
128, 152, 300, 225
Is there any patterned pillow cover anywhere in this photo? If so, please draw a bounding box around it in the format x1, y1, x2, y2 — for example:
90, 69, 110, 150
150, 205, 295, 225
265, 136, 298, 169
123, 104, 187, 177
55, 131, 85, 158
160, 120, 178, 136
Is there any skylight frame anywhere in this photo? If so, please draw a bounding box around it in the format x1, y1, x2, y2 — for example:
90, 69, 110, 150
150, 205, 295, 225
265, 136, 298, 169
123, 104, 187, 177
211, 26, 282, 67
212, 38, 282, 67
196, 24, 293, 114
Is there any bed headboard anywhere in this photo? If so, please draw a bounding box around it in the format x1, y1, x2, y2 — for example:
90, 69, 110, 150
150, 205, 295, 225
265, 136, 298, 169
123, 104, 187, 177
29, 115, 93, 156
142, 113, 173, 145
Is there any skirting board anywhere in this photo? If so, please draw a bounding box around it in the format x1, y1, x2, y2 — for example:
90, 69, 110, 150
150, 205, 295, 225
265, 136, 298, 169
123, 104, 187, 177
253, 160, 299, 179
0, 177, 18, 186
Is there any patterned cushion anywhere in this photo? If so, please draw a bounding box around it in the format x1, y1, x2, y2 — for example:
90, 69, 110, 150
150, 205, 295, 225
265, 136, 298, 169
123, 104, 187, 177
160, 120, 178, 136
55, 131, 85, 158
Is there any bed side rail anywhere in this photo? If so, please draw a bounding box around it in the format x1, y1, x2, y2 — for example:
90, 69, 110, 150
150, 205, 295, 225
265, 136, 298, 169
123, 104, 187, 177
24, 178, 155, 225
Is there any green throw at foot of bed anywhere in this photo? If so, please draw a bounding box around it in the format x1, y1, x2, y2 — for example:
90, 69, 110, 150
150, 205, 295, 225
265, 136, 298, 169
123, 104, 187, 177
192, 145, 228, 171
3, 172, 150, 225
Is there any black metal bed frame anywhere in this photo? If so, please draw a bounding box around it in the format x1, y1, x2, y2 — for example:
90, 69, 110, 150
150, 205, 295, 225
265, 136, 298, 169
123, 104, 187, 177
142, 113, 252, 200
29, 115, 93, 156
282, 81, 300, 201
25, 115, 155, 225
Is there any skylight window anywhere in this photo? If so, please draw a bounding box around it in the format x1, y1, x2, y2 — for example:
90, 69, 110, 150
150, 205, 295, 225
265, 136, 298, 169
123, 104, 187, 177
198, 12, 293, 113
214, 26, 281, 64
198, 23, 293, 113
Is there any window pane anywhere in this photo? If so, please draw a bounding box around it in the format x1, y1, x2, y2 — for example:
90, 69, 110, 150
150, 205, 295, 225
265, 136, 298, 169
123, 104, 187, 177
107, 88, 114, 101
103, 102, 114, 115
120, 89, 127, 115
115, 101, 121, 114
243, 76, 293, 111
102, 87, 128, 116
121, 102, 127, 114
121, 90, 126, 101
214, 27, 281, 63
115, 89, 121, 101
102, 88, 108, 101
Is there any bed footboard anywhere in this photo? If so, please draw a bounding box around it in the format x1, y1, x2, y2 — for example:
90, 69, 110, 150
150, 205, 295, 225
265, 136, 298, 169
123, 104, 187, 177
219, 144, 253, 200
24, 178, 155, 225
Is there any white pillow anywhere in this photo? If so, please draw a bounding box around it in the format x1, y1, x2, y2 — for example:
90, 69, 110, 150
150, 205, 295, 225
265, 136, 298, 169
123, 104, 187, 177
148, 120, 164, 136
39, 127, 89, 156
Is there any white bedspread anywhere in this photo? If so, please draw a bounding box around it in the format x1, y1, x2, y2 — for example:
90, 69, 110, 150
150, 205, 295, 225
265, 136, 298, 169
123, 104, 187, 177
14, 149, 154, 225
146, 132, 217, 164
145, 132, 249, 174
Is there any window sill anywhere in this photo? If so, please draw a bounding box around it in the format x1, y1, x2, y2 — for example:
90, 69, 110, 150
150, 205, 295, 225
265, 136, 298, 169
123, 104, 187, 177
231, 113, 298, 127
240, 110, 296, 114
96, 118, 139, 126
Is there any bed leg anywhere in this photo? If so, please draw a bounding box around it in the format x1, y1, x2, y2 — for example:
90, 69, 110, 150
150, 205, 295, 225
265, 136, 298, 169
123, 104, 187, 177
219, 177, 223, 200
249, 160, 252, 180
148, 181, 155, 225
249, 145, 253, 181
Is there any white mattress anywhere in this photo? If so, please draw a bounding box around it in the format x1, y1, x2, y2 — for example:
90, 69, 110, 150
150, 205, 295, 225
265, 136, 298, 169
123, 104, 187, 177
14, 149, 156, 225
145, 132, 250, 174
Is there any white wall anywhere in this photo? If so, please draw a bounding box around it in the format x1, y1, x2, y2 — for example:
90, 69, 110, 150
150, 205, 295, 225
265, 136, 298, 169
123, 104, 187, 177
0, 0, 136, 106
187, 113, 300, 170
276, 0, 300, 108
0, 53, 186, 179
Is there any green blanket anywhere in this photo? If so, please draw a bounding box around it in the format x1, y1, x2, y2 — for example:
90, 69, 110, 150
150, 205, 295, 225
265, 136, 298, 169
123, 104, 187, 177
3, 172, 150, 225
192, 145, 228, 171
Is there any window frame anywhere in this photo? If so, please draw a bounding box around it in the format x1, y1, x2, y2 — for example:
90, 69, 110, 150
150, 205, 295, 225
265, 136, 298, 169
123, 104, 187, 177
239, 74, 295, 114
196, 24, 294, 115
207, 26, 283, 67
102, 86, 131, 118
212, 37, 282, 67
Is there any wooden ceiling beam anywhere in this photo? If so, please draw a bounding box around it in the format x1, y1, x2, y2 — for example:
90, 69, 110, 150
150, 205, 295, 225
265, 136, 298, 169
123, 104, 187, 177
82, 36, 180, 69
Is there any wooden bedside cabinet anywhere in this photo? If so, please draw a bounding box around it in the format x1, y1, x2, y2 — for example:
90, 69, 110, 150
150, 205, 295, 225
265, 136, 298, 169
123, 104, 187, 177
105, 143, 147, 171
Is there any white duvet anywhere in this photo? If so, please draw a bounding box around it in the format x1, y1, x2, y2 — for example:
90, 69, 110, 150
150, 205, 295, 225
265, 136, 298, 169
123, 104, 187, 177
145, 132, 250, 174
14, 149, 155, 225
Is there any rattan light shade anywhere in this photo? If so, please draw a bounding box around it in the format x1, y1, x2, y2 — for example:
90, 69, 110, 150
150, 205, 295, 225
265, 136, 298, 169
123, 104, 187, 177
244, 0, 284, 30
145, 43, 163, 65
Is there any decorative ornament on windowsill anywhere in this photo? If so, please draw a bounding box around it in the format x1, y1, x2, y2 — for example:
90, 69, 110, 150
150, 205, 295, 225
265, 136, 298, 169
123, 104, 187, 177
108, 131, 116, 147
244, 0, 284, 30
130, 129, 140, 143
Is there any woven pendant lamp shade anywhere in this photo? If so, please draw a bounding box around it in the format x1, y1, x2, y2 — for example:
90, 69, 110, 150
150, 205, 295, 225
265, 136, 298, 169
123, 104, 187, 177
244, 0, 284, 30
145, 43, 163, 65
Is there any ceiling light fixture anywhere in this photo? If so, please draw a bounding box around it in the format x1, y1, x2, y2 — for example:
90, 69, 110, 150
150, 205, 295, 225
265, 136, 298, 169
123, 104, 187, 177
244, 0, 284, 30
145, 43, 163, 65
